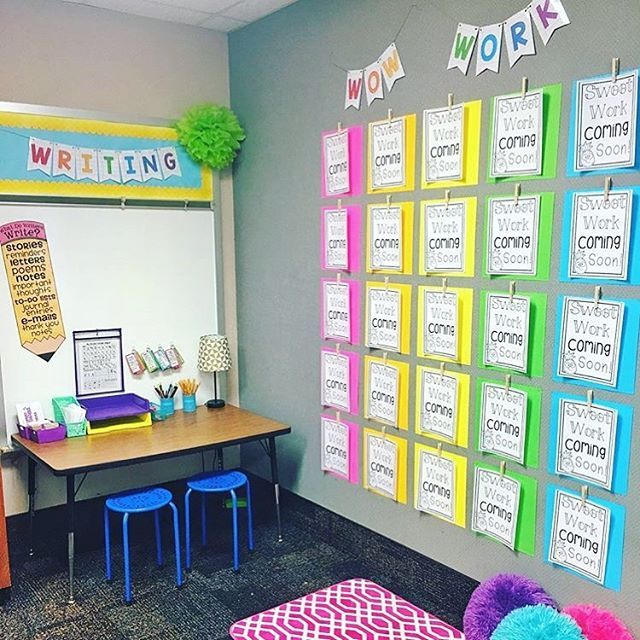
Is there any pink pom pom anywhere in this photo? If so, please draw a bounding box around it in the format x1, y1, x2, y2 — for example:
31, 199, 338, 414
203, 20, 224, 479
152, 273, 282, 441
563, 604, 634, 640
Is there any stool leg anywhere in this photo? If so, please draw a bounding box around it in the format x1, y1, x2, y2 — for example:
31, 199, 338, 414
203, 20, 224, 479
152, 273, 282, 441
230, 489, 239, 572
200, 492, 207, 547
169, 502, 183, 588
154, 510, 163, 567
104, 505, 112, 581
122, 513, 132, 604
245, 480, 254, 552
185, 488, 192, 571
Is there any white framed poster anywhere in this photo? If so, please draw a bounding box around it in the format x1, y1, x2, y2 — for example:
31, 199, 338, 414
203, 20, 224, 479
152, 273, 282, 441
73, 328, 124, 397
423, 104, 464, 182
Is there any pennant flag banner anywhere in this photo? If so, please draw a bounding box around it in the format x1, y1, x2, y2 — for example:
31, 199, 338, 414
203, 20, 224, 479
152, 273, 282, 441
0, 111, 213, 200
449, 0, 570, 76
345, 42, 406, 110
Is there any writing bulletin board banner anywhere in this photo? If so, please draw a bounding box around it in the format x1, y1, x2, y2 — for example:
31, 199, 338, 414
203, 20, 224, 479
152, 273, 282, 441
320, 126, 363, 198
0, 220, 65, 361
0, 111, 213, 201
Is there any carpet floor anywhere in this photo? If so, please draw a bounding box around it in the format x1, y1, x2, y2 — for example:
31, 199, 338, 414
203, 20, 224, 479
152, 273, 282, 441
0, 475, 477, 639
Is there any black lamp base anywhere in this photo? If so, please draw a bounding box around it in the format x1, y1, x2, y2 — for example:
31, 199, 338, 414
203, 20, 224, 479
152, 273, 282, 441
206, 398, 226, 409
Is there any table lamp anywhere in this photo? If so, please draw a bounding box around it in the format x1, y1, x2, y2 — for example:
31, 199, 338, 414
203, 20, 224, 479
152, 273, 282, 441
197, 334, 231, 409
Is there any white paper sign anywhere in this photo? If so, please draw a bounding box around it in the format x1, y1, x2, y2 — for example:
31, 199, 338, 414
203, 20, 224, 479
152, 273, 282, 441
424, 201, 466, 273
575, 70, 637, 171
484, 294, 530, 372
419, 370, 458, 441
370, 119, 405, 189
320, 351, 350, 412
504, 9, 536, 68
479, 383, 528, 464
367, 287, 401, 352
324, 208, 349, 270
448, 23, 479, 75
367, 360, 399, 426
556, 399, 618, 490
370, 205, 402, 271
472, 467, 521, 549
491, 90, 543, 178
487, 196, 540, 276
323, 281, 351, 342
476, 23, 503, 75
378, 43, 406, 92
323, 131, 350, 196
417, 450, 455, 521
557, 297, 624, 387
345, 69, 364, 111
548, 490, 610, 584
365, 61, 384, 106
530, 0, 571, 45
423, 105, 464, 181
424, 291, 459, 360
367, 433, 398, 499
321, 417, 349, 477
569, 190, 632, 280
27, 137, 53, 175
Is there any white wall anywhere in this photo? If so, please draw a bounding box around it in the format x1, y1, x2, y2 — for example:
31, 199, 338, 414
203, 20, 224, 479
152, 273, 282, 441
0, 0, 239, 515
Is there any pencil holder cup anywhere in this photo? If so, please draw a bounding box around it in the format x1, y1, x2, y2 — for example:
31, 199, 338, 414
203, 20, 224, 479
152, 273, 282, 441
183, 394, 197, 413
160, 397, 175, 417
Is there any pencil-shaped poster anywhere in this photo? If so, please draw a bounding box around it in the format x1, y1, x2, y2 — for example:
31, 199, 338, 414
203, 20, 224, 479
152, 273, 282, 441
0, 220, 65, 361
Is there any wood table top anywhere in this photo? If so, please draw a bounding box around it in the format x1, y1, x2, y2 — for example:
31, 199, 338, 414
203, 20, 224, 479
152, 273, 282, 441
11, 404, 290, 476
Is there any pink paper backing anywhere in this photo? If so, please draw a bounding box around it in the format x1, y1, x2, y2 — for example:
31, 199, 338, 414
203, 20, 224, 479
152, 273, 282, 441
320, 126, 364, 198
320, 205, 362, 272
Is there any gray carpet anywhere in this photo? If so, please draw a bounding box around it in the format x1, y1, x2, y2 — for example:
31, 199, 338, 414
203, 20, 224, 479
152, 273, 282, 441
0, 476, 477, 639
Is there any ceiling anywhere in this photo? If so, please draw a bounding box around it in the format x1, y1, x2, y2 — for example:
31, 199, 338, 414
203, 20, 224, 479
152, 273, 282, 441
61, 0, 299, 32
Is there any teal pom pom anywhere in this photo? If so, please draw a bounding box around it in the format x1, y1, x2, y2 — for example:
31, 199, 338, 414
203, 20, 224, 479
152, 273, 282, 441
175, 104, 245, 170
491, 605, 586, 640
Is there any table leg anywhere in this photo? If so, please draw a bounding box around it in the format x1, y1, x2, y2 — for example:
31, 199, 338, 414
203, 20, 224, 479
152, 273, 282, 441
217, 447, 224, 470
27, 457, 36, 557
267, 437, 283, 543
66, 475, 76, 605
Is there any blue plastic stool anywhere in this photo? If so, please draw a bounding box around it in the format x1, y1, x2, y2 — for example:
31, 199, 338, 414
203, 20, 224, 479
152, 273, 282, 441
104, 487, 183, 603
185, 470, 254, 572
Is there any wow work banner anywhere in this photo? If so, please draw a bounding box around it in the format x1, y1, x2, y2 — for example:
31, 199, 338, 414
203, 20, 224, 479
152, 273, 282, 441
0, 112, 213, 200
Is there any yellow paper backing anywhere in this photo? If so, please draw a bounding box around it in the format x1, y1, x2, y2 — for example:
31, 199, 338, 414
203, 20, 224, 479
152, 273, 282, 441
363, 427, 408, 504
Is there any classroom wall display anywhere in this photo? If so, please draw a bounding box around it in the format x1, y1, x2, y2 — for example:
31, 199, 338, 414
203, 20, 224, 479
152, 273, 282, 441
414, 443, 467, 528
553, 294, 640, 394
362, 428, 408, 503
415, 365, 470, 448
367, 114, 416, 193
559, 187, 640, 285
0, 220, 65, 361
473, 462, 538, 556
544, 485, 625, 590
448, 2, 570, 75
365, 202, 413, 274
548, 392, 632, 494
0, 112, 213, 200
421, 100, 482, 188
416, 285, 473, 365
365, 282, 411, 354
483, 192, 555, 281
321, 278, 361, 344
567, 68, 639, 175
419, 197, 477, 277
320, 347, 360, 415
73, 328, 123, 396
321, 414, 359, 483
320, 205, 362, 272
487, 84, 563, 183
364, 355, 409, 431
475, 377, 542, 468
320, 126, 364, 197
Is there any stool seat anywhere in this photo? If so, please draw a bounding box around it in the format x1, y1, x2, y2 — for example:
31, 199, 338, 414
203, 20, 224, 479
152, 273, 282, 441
187, 470, 248, 493
106, 487, 173, 514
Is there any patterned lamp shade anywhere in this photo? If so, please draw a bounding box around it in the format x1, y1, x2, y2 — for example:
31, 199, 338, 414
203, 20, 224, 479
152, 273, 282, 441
197, 335, 231, 373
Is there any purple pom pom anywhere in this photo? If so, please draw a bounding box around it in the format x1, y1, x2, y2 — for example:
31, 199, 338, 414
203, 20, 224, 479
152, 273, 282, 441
463, 574, 558, 640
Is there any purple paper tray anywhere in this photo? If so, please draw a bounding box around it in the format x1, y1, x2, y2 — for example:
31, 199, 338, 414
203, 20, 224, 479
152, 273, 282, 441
80, 393, 150, 422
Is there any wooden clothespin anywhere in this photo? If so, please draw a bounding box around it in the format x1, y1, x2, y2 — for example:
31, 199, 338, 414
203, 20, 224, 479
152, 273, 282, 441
337, 198, 342, 211
444, 189, 451, 208
594, 285, 602, 305
514, 183, 521, 204
384, 275, 389, 290
500, 461, 507, 477
382, 424, 388, 441
509, 281, 516, 302
336, 271, 342, 284
604, 176, 612, 202
581, 485, 589, 506
336, 410, 341, 423
448, 92, 454, 111
442, 277, 448, 293
612, 57, 620, 82
521, 76, 528, 99
386, 194, 391, 211
505, 374, 511, 392
210, 200, 215, 212
440, 362, 446, 378
184, 200, 189, 213
387, 108, 393, 124
437, 442, 443, 458
587, 389, 594, 408
336, 342, 341, 354
337, 121, 343, 133
120, 197, 126, 210
383, 351, 388, 366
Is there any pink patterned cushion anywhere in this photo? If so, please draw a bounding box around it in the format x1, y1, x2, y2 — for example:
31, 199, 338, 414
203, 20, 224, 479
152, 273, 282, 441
229, 578, 465, 640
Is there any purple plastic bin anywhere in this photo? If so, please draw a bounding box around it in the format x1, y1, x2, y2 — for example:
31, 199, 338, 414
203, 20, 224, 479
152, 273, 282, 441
31, 424, 67, 443
80, 393, 150, 422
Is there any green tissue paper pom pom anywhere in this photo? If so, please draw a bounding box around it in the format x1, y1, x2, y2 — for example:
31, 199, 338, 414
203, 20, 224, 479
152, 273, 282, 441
175, 104, 245, 170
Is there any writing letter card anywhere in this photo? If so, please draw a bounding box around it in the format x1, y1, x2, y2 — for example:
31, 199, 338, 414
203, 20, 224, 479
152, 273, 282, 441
367, 114, 416, 194
321, 126, 363, 197
363, 428, 408, 503
365, 282, 411, 354
365, 355, 409, 431
320, 205, 362, 272
321, 278, 361, 345
366, 202, 413, 274
321, 414, 359, 483
320, 348, 359, 415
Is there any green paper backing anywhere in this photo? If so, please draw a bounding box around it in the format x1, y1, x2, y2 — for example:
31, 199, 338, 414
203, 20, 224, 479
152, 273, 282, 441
487, 83, 563, 183
482, 192, 555, 281
475, 462, 538, 556
477, 290, 548, 378
474, 377, 541, 469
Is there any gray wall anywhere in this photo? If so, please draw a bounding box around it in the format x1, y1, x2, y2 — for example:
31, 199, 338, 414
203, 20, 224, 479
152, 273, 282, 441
230, 0, 640, 630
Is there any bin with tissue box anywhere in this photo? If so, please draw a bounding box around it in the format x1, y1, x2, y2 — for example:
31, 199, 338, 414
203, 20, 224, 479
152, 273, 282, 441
52, 396, 88, 437
81, 394, 152, 434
